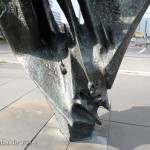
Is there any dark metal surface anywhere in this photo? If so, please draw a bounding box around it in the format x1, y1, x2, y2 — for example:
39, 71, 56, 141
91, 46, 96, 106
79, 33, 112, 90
0, 0, 149, 141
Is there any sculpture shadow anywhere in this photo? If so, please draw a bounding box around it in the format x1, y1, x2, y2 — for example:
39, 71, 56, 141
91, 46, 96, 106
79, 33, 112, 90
99, 106, 150, 150
73, 106, 150, 148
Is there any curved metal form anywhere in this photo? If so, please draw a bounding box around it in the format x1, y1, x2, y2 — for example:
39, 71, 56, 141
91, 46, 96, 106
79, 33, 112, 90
0, 0, 149, 141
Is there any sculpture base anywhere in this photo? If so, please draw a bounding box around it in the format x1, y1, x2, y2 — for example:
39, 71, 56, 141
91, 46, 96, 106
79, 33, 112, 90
54, 110, 96, 142
48, 98, 100, 141
68, 122, 95, 142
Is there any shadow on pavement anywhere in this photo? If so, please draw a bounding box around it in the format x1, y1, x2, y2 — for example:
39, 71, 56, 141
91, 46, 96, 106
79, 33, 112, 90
100, 106, 150, 150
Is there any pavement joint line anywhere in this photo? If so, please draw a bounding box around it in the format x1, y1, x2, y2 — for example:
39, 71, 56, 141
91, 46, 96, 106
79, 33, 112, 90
24, 114, 55, 150
0, 87, 37, 112
0, 106, 5, 111
66, 142, 70, 150
110, 120, 150, 128
0, 79, 15, 87
119, 70, 150, 77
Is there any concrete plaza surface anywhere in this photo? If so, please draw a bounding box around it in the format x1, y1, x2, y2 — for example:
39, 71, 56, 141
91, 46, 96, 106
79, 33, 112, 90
0, 44, 150, 150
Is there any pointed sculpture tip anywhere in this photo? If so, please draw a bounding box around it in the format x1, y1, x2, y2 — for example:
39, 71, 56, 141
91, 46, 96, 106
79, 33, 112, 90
102, 101, 111, 111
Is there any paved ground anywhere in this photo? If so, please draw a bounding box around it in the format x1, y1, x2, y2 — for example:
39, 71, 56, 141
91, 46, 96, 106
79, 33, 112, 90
0, 44, 150, 150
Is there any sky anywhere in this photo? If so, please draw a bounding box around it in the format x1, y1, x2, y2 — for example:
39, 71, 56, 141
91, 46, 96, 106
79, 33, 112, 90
51, 0, 150, 23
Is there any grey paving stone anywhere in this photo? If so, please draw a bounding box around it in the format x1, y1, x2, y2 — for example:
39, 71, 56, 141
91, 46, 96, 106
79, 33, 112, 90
0, 87, 53, 150
0, 79, 36, 106
110, 75, 150, 107
31, 127, 69, 150
108, 122, 150, 150
10, 88, 51, 112
109, 75, 150, 126
68, 135, 107, 150
110, 106, 150, 127
0, 106, 53, 145
0, 63, 30, 79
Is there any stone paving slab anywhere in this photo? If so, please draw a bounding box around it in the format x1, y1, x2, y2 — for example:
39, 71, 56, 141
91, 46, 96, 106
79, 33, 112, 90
31, 127, 69, 150
109, 75, 150, 126
0, 63, 30, 79
110, 75, 150, 107
0, 107, 53, 149
108, 122, 150, 150
0, 87, 54, 150
0, 79, 36, 107
10, 88, 51, 112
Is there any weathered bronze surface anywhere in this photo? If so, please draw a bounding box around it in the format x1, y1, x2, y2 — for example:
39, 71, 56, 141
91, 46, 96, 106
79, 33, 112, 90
0, 0, 149, 141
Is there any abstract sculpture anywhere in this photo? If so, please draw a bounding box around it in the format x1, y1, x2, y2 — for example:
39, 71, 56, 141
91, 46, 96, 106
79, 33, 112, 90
0, 0, 149, 141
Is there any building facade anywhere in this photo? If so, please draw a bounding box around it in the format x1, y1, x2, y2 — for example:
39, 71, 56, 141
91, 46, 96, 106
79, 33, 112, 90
52, 11, 61, 25
137, 17, 150, 37
49, 0, 61, 26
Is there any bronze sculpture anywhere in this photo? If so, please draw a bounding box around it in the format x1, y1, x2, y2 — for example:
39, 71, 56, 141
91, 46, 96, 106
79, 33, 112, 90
0, 0, 149, 141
